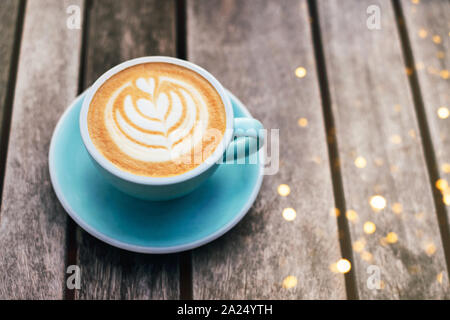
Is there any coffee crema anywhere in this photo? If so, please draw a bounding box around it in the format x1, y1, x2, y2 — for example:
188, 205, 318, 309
87, 62, 227, 177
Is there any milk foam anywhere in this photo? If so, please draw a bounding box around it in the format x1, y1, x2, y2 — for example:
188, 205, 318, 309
104, 76, 209, 162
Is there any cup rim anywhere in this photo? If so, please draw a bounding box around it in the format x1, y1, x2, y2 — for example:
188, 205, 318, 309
79, 56, 234, 186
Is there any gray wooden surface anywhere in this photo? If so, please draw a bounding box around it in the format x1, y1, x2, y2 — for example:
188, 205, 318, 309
317, 0, 449, 298
400, 0, 450, 255
188, 0, 346, 299
75, 0, 179, 300
0, 0, 449, 299
0, 0, 84, 299
0, 0, 23, 186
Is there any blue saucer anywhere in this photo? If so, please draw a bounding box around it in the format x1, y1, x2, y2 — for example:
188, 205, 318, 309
49, 90, 263, 253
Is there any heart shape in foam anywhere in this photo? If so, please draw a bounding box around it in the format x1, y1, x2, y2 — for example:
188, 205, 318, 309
135, 78, 169, 121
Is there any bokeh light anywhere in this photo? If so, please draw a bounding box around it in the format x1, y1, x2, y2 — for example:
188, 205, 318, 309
346, 210, 358, 222
391, 135, 402, 144
354, 156, 367, 168
418, 29, 427, 38
392, 202, 403, 214
295, 67, 307, 78
297, 117, 308, 127
425, 242, 437, 256
437, 107, 449, 119
364, 221, 376, 234
282, 208, 296, 221
436, 179, 448, 190
336, 259, 351, 273
277, 184, 290, 196
432, 35, 442, 44
282, 275, 298, 289
370, 195, 387, 211
386, 232, 398, 244
330, 208, 340, 217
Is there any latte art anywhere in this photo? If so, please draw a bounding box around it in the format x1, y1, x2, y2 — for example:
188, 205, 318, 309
106, 76, 208, 162
88, 62, 227, 177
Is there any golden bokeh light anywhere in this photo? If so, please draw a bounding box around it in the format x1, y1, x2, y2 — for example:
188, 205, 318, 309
408, 129, 416, 138
437, 272, 443, 284
370, 195, 387, 211
282, 208, 297, 221
444, 193, 450, 206
361, 251, 373, 262
425, 242, 437, 256
363, 221, 376, 234
374, 158, 384, 167
437, 51, 445, 59
390, 165, 399, 173
408, 265, 420, 274
282, 275, 298, 289
418, 28, 427, 38
353, 240, 365, 252
336, 259, 351, 274
432, 35, 442, 44
442, 163, 450, 173
330, 207, 340, 217
386, 232, 398, 244
405, 67, 413, 76
354, 156, 367, 169
329, 263, 339, 273
394, 104, 402, 112
295, 67, 307, 78
440, 70, 449, 79
435, 179, 448, 191
392, 202, 403, 214
298, 117, 308, 127
277, 184, 291, 196
346, 210, 359, 222
415, 62, 425, 70
437, 107, 449, 119
390, 135, 402, 144
411, 0, 420, 4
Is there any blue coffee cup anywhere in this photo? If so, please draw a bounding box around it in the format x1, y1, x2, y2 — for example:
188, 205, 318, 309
80, 56, 264, 200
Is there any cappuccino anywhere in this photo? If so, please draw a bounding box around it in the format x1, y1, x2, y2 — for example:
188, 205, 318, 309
87, 62, 227, 177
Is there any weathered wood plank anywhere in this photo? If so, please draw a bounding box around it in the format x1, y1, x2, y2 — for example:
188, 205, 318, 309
188, 0, 346, 299
0, 0, 23, 175
0, 0, 84, 299
75, 0, 179, 300
317, 0, 449, 298
400, 0, 450, 262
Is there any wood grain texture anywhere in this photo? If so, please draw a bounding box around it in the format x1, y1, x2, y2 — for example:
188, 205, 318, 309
400, 0, 450, 252
317, 0, 449, 298
0, 0, 22, 160
75, 0, 179, 300
188, 0, 346, 299
0, 0, 84, 299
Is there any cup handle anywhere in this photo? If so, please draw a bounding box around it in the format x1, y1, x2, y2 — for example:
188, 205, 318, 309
224, 118, 264, 161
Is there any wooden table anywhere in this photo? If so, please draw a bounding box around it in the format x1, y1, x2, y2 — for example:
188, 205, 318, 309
0, 0, 449, 300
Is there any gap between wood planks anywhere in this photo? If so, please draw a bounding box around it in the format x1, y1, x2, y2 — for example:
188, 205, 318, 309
176, 0, 194, 300
64, 0, 91, 301
307, 0, 359, 300
0, 0, 26, 220
391, 0, 450, 281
